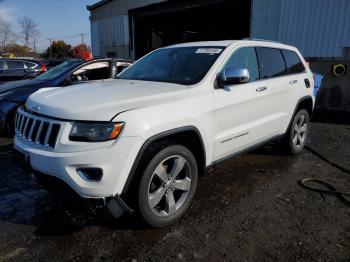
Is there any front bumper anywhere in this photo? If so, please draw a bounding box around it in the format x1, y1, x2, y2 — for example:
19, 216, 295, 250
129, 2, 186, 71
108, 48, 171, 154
14, 135, 144, 198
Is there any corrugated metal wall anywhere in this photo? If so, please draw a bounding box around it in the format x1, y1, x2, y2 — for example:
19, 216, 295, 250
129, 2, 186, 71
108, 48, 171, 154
90, 0, 350, 58
90, 0, 166, 58
90, 0, 165, 20
251, 0, 350, 58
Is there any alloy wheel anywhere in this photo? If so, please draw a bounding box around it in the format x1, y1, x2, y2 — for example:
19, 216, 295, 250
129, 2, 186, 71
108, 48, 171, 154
147, 155, 192, 217
292, 114, 308, 149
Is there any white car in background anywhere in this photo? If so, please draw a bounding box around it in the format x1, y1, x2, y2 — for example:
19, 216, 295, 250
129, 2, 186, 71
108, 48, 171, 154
13, 40, 314, 227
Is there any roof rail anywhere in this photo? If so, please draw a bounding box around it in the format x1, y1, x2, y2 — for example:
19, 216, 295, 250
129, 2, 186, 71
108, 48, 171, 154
242, 38, 282, 44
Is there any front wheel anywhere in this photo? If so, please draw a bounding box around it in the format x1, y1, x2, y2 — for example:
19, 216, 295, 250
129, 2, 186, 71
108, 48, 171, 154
137, 144, 198, 227
283, 109, 310, 154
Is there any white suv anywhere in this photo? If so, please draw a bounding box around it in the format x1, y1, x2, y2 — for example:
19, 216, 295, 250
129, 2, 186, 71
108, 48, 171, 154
13, 40, 314, 227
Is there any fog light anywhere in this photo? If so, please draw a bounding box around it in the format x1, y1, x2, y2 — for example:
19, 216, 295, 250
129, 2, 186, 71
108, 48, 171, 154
77, 168, 103, 181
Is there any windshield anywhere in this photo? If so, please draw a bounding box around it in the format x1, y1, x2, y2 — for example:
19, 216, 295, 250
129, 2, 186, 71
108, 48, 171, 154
117, 46, 225, 85
35, 60, 82, 81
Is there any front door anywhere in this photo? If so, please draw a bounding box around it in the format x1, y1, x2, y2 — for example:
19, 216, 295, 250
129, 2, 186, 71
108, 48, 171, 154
213, 46, 270, 161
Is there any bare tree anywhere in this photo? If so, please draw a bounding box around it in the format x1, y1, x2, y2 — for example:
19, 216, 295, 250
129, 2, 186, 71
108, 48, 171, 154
18, 16, 39, 48
0, 16, 16, 50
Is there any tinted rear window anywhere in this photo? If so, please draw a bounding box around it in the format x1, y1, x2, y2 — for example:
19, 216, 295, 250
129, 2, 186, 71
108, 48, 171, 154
256, 47, 286, 79
282, 50, 305, 74
7, 61, 25, 69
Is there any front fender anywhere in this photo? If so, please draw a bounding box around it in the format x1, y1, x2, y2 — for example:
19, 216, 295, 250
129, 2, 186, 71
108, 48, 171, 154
0, 100, 21, 136
113, 91, 215, 167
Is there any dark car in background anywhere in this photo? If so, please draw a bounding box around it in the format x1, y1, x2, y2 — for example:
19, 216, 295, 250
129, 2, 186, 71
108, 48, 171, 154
0, 57, 133, 136
39, 59, 65, 70
0, 59, 47, 83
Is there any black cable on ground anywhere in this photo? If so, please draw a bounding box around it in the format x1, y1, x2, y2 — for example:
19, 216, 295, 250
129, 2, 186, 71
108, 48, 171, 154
299, 178, 350, 206
300, 146, 350, 207
305, 145, 350, 175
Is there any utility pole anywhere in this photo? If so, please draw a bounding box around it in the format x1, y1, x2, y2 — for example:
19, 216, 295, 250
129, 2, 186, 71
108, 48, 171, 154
79, 33, 89, 52
33, 41, 36, 57
79, 33, 84, 45
47, 38, 54, 58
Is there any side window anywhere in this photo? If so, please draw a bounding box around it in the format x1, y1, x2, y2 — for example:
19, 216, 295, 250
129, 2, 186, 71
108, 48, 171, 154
72, 61, 110, 81
281, 50, 305, 74
256, 47, 286, 79
24, 62, 38, 69
7, 61, 25, 70
223, 47, 259, 81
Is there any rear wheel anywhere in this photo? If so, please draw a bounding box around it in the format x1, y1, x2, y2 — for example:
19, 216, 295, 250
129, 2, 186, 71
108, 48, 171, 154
283, 109, 310, 154
137, 144, 198, 227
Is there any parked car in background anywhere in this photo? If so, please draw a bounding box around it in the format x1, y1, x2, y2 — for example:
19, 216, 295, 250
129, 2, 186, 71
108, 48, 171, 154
0, 58, 133, 136
39, 59, 65, 70
0, 59, 47, 84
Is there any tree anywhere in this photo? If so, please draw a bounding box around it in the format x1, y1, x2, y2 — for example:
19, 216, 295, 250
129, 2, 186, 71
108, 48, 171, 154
18, 16, 39, 48
3, 43, 31, 57
44, 40, 72, 59
0, 17, 16, 51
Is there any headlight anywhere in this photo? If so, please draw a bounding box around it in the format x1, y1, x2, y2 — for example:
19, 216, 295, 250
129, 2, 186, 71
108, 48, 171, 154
0, 91, 13, 101
69, 122, 124, 142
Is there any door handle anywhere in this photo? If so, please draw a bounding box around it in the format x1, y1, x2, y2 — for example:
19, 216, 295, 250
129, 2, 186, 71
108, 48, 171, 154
256, 86, 267, 92
289, 80, 298, 85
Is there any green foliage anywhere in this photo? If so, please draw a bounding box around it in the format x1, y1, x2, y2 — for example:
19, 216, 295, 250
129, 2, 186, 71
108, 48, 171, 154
3, 43, 31, 57
43, 40, 72, 59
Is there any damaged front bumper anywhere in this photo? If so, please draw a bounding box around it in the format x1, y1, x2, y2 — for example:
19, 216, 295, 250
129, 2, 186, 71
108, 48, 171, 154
32, 170, 134, 219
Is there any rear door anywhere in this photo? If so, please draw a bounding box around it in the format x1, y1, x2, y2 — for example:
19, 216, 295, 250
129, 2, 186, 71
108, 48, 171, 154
256, 47, 293, 135
281, 49, 310, 121
6, 60, 26, 81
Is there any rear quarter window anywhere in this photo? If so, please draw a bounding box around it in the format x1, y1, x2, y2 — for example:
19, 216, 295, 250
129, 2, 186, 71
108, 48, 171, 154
24, 61, 38, 69
281, 50, 306, 74
256, 47, 286, 79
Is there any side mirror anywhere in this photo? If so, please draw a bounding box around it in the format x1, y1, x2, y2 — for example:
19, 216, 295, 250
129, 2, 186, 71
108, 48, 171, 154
216, 68, 250, 88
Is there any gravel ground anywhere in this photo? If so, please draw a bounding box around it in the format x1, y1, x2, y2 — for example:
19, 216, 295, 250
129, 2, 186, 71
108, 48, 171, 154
0, 123, 349, 261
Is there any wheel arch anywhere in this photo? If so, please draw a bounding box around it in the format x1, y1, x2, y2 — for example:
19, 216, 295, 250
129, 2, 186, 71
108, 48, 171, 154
121, 126, 206, 195
285, 95, 314, 134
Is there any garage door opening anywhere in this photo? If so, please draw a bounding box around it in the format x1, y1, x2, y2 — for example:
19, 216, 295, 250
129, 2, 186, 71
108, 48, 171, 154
130, 0, 252, 59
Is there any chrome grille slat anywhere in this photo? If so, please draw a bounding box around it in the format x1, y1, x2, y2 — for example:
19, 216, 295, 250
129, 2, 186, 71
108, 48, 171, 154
15, 114, 19, 130
44, 123, 53, 146
35, 122, 44, 144
28, 119, 36, 141
19, 116, 26, 134
16, 114, 22, 131
23, 118, 31, 138
15, 108, 61, 150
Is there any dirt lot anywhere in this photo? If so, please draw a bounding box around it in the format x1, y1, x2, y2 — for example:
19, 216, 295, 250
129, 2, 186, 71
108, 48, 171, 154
0, 122, 349, 261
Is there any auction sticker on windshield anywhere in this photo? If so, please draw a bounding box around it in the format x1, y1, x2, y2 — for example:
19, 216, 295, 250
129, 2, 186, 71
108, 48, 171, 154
195, 48, 223, 54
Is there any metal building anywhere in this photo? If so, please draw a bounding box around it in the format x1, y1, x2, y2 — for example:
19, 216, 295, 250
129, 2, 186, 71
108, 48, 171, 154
87, 0, 350, 60
87, 0, 350, 113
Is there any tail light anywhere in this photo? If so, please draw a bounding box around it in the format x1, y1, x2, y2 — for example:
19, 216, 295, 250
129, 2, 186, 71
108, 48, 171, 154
40, 64, 47, 72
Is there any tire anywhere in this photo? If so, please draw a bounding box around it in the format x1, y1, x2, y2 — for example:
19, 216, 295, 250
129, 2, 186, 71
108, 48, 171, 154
283, 109, 310, 154
137, 144, 198, 227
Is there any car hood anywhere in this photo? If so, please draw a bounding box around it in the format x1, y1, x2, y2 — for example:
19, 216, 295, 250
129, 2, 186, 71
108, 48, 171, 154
26, 79, 189, 121
0, 79, 47, 93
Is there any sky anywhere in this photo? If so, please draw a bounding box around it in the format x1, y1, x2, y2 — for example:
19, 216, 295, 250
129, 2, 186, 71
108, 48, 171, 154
0, 0, 98, 52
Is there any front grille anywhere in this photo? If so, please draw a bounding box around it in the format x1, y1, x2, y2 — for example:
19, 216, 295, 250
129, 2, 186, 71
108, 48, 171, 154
15, 108, 61, 149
